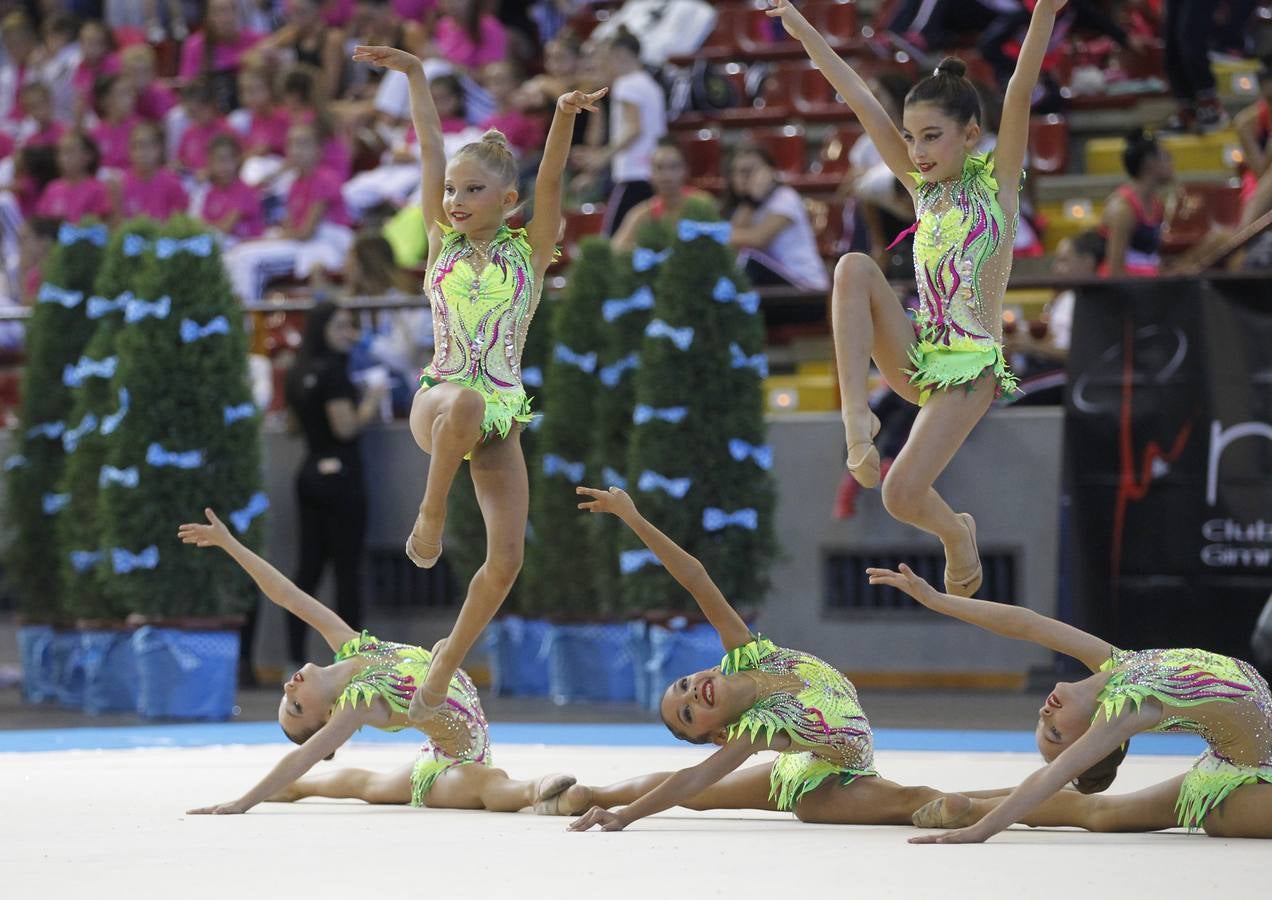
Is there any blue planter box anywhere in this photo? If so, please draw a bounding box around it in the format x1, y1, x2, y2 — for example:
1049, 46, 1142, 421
644, 621, 725, 713
80, 630, 140, 715
628, 621, 654, 708
16, 624, 56, 704
51, 629, 86, 709
485, 616, 551, 697
545, 622, 636, 704
132, 626, 239, 720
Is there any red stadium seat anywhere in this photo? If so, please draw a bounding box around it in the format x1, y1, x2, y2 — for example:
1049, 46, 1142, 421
815, 126, 865, 177
817, 0, 861, 51
562, 205, 606, 248
753, 125, 808, 178
677, 129, 724, 185
1028, 114, 1070, 175
1160, 183, 1241, 253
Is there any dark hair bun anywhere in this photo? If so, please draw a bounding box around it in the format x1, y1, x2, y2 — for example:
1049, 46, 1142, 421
1072, 741, 1130, 794
935, 57, 967, 79
1126, 126, 1148, 144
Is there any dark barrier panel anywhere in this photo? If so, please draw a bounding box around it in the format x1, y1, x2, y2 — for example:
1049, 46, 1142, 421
1064, 278, 1272, 659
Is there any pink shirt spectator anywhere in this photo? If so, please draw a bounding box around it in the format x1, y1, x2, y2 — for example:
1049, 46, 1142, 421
119, 169, 189, 220
480, 111, 545, 156
36, 177, 114, 222
321, 0, 355, 27
136, 83, 179, 121
91, 115, 144, 170
0, 131, 12, 160
178, 119, 235, 172
203, 178, 265, 239
72, 55, 120, 113
241, 108, 291, 156
320, 135, 352, 180
178, 30, 266, 82
434, 15, 508, 68
287, 167, 352, 230
20, 121, 66, 149
393, 0, 436, 20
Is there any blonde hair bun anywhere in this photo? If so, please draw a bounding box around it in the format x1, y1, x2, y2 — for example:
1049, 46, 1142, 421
480, 129, 512, 151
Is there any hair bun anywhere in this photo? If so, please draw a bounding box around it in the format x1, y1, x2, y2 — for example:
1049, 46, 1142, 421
935, 57, 967, 79
1126, 126, 1148, 144
480, 129, 511, 151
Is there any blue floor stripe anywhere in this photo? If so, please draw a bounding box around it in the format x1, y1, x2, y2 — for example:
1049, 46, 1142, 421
0, 721, 1207, 756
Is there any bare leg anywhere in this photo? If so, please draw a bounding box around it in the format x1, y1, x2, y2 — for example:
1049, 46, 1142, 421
423, 765, 577, 813
575, 763, 780, 813
880, 374, 995, 594
830, 253, 922, 486
415, 429, 528, 706
916, 775, 1186, 832
1203, 782, 1272, 838
267, 765, 414, 804
794, 775, 945, 825
406, 383, 487, 564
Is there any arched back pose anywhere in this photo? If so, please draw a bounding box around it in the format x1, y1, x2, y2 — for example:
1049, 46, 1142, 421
867, 564, 1272, 842
179, 509, 586, 817
769, 0, 1067, 598
351, 45, 605, 724
565, 487, 1007, 832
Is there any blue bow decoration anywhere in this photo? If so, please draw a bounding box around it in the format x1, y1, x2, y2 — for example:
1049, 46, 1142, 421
712, 278, 759, 314
58, 223, 107, 247
156, 234, 215, 259
730, 342, 769, 378
620, 548, 662, 574
677, 219, 732, 245
4, 454, 27, 470
553, 343, 597, 373
223, 402, 256, 425
27, 420, 65, 440
637, 470, 692, 498
111, 545, 159, 574
599, 352, 640, 388
728, 438, 773, 470
542, 453, 585, 482
645, 319, 694, 351
37, 283, 84, 308
100, 388, 130, 435
99, 465, 139, 489
146, 442, 205, 469
125, 295, 171, 323
122, 234, 150, 257
180, 315, 231, 344
62, 355, 117, 388
521, 366, 543, 388
87, 292, 133, 319
69, 550, 101, 572
633, 404, 688, 426
602, 286, 654, 323
602, 466, 627, 490
632, 247, 671, 272
62, 413, 98, 452
526, 415, 544, 432
42, 493, 70, 514
230, 492, 270, 533
703, 507, 759, 531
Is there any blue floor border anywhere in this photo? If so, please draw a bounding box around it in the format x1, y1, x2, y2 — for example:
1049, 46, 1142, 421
0, 721, 1206, 756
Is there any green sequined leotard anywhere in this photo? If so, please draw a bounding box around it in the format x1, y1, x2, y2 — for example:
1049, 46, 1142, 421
904, 152, 1020, 405
721, 635, 875, 810
422, 223, 545, 439
1096, 647, 1272, 828
333, 631, 492, 805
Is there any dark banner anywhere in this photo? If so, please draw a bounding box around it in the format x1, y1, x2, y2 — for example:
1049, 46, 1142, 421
1064, 278, 1272, 659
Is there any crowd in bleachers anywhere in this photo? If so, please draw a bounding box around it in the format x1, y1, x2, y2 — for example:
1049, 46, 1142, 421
0, 0, 1267, 333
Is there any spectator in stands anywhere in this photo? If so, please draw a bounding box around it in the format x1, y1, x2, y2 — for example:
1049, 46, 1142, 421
37, 130, 113, 222
113, 120, 189, 221
280, 65, 354, 180
14, 83, 65, 152
195, 132, 267, 242
229, 64, 291, 158
1004, 229, 1103, 379
1097, 127, 1169, 276
176, 77, 235, 176
724, 144, 829, 293
38, 13, 81, 124
478, 60, 545, 158
17, 215, 58, 305
611, 141, 712, 252
432, 0, 509, 70
121, 44, 180, 122
223, 121, 356, 301
9, 144, 58, 219
89, 74, 143, 172
1162, 0, 1227, 131
179, 0, 267, 112
0, 12, 40, 126
72, 20, 119, 124
259, 0, 348, 100
578, 26, 665, 236
514, 28, 582, 116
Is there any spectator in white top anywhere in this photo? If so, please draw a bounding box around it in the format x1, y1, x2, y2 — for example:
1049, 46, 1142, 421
576, 26, 666, 236
724, 145, 829, 293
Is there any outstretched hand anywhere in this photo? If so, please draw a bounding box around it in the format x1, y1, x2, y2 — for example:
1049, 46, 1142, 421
576, 485, 637, 519
351, 45, 422, 73
568, 806, 627, 832
177, 508, 235, 551
558, 87, 608, 115
865, 564, 940, 607
764, 0, 816, 41
909, 825, 990, 844
186, 800, 247, 815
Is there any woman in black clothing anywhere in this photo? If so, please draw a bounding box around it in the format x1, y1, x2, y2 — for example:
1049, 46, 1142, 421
283, 302, 387, 664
